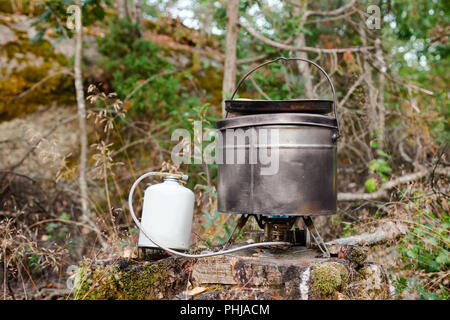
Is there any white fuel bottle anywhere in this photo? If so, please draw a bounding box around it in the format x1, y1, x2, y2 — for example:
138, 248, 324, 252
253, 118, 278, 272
137, 176, 194, 250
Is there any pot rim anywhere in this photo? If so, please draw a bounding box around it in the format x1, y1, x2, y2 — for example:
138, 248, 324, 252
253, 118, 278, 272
216, 113, 338, 130
224, 99, 333, 114
225, 98, 333, 102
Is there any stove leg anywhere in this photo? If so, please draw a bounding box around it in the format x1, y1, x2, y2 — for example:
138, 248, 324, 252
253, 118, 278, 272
223, 214, 250, 249
301, 216, 330, 258
294, 217, 311, 248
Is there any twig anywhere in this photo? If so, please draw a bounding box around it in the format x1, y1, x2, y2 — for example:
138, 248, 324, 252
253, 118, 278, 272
14, 70, 74, 100
338, 167, 450, 201
303, 0, 357, 17
398, 137, 415, 165
236, 37, 293, 65
326, 221, 406, 246
305, 10, 355, 24
430, 142, 449, 198
365, 53, 434, 96
338, 71, 368, 108
249, 76, 270, 100
111, 138, 151, 157
0, 115, 78, 192
237, 53, 271, 65
123, 70, 175, 105
37, 288, 72, 300
239, 21, 375, 53
19, 260, 40, 299
46, 3, 69, 39
28, 218, 100, 233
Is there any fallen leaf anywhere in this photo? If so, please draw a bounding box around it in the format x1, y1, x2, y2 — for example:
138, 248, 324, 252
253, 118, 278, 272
123, 101, 132, 111
343, 50, 355, 64
122, 247, 133, 258
187, 287, 207, 296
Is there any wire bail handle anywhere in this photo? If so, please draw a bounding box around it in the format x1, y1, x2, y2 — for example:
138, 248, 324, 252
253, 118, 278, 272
228, 56, 341, 139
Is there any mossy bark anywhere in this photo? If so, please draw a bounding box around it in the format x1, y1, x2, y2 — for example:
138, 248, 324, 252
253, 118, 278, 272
74, 256, 194, 300
74, 246, 393, 300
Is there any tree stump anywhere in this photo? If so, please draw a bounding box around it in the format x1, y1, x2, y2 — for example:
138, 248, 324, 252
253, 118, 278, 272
73, 245, 393, 300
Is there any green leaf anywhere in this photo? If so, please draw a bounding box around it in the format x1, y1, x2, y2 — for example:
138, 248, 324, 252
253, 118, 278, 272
376, 149, 391, 159
46, 222, 59, 233
406, 249, 417, 259
129, 227, 139, 234
365, 178, 379, 192
436, 251, 449, 265
29, 28, 45, 43
59, 213, 71, 220
370, 140, 379, 148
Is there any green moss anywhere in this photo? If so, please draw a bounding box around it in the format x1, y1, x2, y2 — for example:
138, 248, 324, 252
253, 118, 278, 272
0, 17, 73, 121
0, 3, 46, 15
0, 34, 74, 121
0, 2, 13, 13
348, 247, 368, 266
73, 264, 118, 300
311, 262, 349, 297
74, 262, 169, 300
196, 66, 223, 106
117, 264, 167, 300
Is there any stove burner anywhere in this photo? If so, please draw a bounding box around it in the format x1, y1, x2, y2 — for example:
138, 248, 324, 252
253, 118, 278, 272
224, 214, 329, 257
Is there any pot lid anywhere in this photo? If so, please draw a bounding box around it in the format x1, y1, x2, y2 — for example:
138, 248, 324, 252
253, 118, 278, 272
225, 99, 332, 114
216, 113, 338, 130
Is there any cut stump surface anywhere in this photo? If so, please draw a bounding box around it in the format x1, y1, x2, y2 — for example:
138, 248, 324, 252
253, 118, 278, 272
74, 245, 393, 300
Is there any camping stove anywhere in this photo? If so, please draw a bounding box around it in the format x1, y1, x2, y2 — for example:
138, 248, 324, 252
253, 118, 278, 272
216, 57, 341, 257
129, 57, 340, 259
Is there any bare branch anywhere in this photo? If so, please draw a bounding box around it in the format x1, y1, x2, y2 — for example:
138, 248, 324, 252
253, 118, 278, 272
338, 167, 450, 201
249, 76, 270, 100
14, 69, 74, 100
326, 221, 406, 247
338, 71, 367, 108
305, 10, 355, 24
123, 70, 175, 105
366, 55, 434, 96
4, 115, 78, 173
304, 0, 357, 17
236, 37, 292, 65
239, 21, 375, 53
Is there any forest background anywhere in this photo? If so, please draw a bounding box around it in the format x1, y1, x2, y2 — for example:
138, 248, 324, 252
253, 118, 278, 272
0, 0, 448, 300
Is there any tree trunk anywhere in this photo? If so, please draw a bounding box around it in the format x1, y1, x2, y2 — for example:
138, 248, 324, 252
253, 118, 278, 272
222, 0, 239, 117
74, 0, 89, 223
360, 21, 380, 145
375, 38, 386, 147
73, 1, 107, 249
132, 0, 143, 26
116, 0, 129, 20
292, 0, 314, 99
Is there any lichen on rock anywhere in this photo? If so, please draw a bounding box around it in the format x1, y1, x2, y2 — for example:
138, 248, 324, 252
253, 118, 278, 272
0, 15, 74, 121
311, 262, 349, 298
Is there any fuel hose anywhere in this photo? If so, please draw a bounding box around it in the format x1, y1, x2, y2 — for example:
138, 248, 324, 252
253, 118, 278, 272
128, 171, 290, 258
